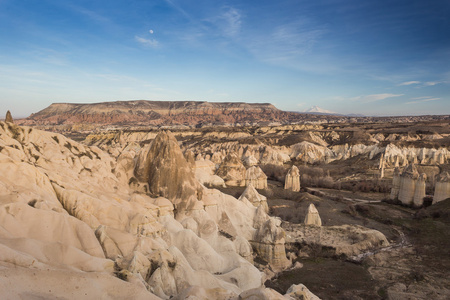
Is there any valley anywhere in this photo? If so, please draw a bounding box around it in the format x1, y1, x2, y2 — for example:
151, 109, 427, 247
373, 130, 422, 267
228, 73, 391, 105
1, 103, 449, 299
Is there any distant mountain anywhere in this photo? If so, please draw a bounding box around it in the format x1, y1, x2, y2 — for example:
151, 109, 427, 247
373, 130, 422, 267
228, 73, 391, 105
303, 106, 365, 117
17, 100, 308, 127
304, 106, 337, 115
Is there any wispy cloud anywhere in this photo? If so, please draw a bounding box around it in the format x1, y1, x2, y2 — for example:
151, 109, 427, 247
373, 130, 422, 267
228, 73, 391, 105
135, 36, 160, 48
351, 93, 403, 103
217, 7, 242, 37
399, 81, 420, 86
405, 96, 440, 104
246, 20, 326, 70
424, 81, 441, 86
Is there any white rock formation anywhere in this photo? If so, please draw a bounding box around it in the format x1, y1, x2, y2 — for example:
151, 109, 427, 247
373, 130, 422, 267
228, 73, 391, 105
285, 165, 301, 192
239, 183, 269, 213
0, 122, 297, 299
413, 173, 427, 207
434, 172, 450, 204
390, 167, 401, 200
245, 166, 268, 189
304, 203, 322, 226
398, 164, 419, 205
194, 158, 225, 187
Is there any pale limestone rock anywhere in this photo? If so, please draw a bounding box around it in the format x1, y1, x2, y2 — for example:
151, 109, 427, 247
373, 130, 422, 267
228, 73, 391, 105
238, 287, 286, 299
285, 284, 321, 300
216, 152, 246, 186
245, 166, 268, 189
398, 164, 419, 205
434, 172, 450, 204
243, 155, 258, 167
390, 167, 401, 200
251, 216, 290, 270
239, 183, 268, 212
285, 165, 300, 192
304, 203, 322, 226
413, 173, 426, 207
194, 159, 225, 187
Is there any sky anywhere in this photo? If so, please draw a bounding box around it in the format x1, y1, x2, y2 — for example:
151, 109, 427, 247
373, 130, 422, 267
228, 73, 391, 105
0, 0, 449, 117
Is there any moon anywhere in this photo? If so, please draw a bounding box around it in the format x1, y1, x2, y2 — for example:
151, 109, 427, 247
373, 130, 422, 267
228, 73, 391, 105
149, 29, 154, 34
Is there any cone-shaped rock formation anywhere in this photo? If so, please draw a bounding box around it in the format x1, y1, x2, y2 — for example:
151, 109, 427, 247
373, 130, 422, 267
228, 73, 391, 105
136, 130, 202, 211
5, 110, 13, 123
304, 203, 322, 226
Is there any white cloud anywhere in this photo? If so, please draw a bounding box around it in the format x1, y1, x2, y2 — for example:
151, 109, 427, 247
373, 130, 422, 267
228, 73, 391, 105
399, 81, 420, 86
351, 93, 403, 103
406, 97, 440, 104
135, 36, 160, 48
221, 7, 241, 37
424, 81, 440, 86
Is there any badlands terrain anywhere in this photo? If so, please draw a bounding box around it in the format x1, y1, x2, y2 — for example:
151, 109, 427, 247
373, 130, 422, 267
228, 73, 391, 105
1, 101, 450, 299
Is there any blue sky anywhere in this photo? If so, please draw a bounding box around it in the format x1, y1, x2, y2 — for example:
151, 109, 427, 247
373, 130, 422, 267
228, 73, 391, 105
0, 0, 449, 117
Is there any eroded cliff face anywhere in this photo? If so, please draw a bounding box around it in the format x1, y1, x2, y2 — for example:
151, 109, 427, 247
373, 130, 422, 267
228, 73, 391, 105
18, 100, 300, 127
0, 122, 299, 299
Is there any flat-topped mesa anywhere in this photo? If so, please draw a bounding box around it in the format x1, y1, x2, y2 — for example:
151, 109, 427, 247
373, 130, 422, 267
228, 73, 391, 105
19, 100, 294, 126
245, 166, 268, 189
304, 203, 322, 226
434, 172, 450, 204
284, 165, 300, 192
5, 110, 13, 123
136, 130, 203, 211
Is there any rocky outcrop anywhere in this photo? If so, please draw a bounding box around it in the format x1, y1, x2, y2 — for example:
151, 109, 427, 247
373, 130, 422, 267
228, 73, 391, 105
283, 223, 389, 257
413, 173, 426, 207
193, 158, 225, 187
5, 110, 13, 123
398, 164, 419, 205
434, 172, 450, 204
285, 165, 300, 192
251, 208, 290, 270
135, 131, 203, 211
239, 184, 269, 213
215, 152, 246, 186
245, 166, 268, 189
304, 203, 322, 226
390, 167, 401, 200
